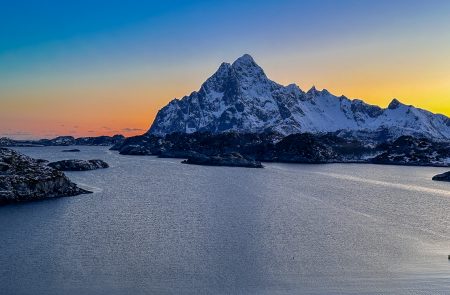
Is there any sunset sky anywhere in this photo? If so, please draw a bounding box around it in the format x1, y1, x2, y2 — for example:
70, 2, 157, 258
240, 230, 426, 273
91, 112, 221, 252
1, 0, 449, 139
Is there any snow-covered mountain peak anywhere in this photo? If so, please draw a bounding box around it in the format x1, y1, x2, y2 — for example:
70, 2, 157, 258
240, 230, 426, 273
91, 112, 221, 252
231, 54, 257, 67
217, 62, 231, 73
286, 83, 304, 95
306, 86, 321, 97
229, 54, 271, 88
388, 98, 405, 110
148, 55, 450, 140
321, 88, 331, 96
305, 86, 332, 100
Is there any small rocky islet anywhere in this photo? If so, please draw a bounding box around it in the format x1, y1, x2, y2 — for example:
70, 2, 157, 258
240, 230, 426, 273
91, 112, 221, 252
48, 159, 109, 171
0, 148, 91, 205
62, 149, 81, 152
182, 152, 263, 168
432, 171, 450, 182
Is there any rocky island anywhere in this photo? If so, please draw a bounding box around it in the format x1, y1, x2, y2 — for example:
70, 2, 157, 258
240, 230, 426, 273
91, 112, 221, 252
48, 159, 109, 171
432, 171, 450, 182
182, 152, 263, 168
62, 149, 81, 152
0, 148, 91, 205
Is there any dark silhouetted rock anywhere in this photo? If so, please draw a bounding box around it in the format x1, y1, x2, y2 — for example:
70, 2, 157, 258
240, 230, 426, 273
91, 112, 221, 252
0, 148, 91, 205
372, 136, 450, 167
182, 152, 263, 168
159, 150, 199, 159
62, 149, 80, 152
48, 159, 109, 171
74, 135, 125, 146
432, 171, 450, 182
113, 134, 162, 155
112, 129, 450, 167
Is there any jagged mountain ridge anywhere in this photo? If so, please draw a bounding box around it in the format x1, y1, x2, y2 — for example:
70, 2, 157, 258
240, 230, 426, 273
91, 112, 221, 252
148, 54, 450, 139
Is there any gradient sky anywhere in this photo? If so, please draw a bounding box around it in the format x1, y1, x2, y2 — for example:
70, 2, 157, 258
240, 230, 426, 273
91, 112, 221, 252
1, 0, 449, 139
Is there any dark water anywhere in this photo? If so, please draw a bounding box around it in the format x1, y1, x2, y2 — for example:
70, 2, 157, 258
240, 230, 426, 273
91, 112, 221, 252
1, 146, 450, 294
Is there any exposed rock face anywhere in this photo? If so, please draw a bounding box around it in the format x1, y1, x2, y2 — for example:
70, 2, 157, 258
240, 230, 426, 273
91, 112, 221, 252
148, 54, 450, 140
62, 149, 80, 152
371, 136, 450, 167
182, 152, 263, 168
48, 159, 109, 171
432, 171, 450, 182
0, 148, 91, 205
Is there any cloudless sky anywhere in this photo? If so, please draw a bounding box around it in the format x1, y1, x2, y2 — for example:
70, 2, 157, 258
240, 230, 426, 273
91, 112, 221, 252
1, 0, 449, 139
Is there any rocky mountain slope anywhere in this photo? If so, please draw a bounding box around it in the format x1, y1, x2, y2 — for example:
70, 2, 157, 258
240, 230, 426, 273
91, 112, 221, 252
149, 54, 450, 140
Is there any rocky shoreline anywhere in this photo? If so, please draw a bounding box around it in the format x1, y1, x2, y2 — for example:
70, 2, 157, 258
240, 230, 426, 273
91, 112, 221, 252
3, 130, 449, 170
1, 133, 447, 205
0, 148, 91, 205
111, 131, 450, 168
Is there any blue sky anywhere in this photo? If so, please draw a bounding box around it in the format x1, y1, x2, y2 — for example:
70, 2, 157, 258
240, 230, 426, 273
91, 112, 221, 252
1, 0, 449, 138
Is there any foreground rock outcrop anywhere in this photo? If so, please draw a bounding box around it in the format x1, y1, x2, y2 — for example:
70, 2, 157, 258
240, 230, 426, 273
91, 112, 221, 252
0, 148, 91, 205
48, 159, 109, 171
432, 171, 450, 182
182, 152, 263, 168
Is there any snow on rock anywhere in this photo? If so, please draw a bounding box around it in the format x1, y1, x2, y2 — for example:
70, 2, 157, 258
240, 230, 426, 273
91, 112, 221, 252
148, 54, 450, 140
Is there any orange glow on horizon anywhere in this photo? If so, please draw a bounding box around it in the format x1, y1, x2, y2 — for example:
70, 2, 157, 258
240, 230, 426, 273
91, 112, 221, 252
1, 55, 449, 140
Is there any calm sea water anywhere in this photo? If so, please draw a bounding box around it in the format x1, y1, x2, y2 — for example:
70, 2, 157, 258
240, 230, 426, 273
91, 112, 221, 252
1, 146, 450, 295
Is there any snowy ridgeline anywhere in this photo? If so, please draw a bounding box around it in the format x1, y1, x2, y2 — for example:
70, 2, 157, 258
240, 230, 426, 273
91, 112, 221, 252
148, 54, 450, 140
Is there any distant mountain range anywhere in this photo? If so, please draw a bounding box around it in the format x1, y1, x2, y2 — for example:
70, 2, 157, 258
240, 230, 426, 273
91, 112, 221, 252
148, 54, 450, 140
0, 135, 124, 147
